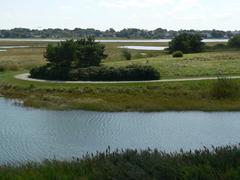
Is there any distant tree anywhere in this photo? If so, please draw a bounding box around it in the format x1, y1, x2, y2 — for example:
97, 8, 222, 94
168, 33, 205, 53
211, 29, 226, 38
228, 35, 240, 48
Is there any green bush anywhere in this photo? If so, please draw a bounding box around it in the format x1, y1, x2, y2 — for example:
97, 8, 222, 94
30, 64, 70, 80
30, 65, 160, 81
0, 66, 5, 72
169, 33, 205, 53
228, 35, 240, 48
172, 51, 183, 58
121, 49, 132, 60
211, 77, 239, 99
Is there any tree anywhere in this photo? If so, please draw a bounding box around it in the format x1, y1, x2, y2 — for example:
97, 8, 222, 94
44, 37, 107, 68
168, 33, 205, 53
44, 39, 77, 67
75, 36, 107, 67
228, 35, 240, 48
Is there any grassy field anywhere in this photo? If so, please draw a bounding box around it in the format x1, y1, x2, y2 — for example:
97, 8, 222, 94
1, 145, 240, 179
0, 40, 240, 111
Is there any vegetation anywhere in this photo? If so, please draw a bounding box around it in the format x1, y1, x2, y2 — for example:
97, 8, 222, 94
1, 71, 240, 111
44, 37, 107, 68
1, 40, 240, 111
31, 65, 160, 81
0, 28, 238, 39
30, 38, 160, 81
172, 51, 183, 58
1, 145, 240, 179
168, 33, 205, 53
121, 49, 132, 60
212, 77, 239, 99
228, 35, 240, 48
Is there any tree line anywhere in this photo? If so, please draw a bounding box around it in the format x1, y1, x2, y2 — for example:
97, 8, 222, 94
0, 28, 239, 39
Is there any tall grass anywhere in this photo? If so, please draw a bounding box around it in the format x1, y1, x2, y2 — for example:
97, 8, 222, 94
1, 145, 240, 179
212, 77, 239, 99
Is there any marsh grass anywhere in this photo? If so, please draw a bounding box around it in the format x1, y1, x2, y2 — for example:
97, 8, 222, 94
1, 145, 240, 179
212, 77, 239, 99
1, 73, 240, 111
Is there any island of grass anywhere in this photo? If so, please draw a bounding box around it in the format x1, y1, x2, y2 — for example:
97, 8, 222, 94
30, 37, 160, 81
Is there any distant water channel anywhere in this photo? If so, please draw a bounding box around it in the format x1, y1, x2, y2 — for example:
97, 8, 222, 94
0, 38, 229, 43
119, 46, 167, 51
0, 98, 240, 164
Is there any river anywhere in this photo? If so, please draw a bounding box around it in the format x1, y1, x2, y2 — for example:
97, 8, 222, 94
0, 98, 239, 164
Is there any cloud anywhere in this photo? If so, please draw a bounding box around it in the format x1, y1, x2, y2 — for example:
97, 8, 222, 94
58, 5, 73, 10
99, 0, 170, 9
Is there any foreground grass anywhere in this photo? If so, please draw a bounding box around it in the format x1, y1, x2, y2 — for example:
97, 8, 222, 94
1, 145, 240, 179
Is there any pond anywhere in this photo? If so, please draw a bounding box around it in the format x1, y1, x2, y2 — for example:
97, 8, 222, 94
0, 98, 240, 164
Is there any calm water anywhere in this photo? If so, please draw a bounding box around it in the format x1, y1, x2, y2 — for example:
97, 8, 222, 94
0, 98, 240, 164
0, 38, 229, 43
120, 46, 167, 51
0, 46, 30, 49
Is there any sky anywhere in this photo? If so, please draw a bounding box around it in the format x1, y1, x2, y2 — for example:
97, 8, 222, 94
0, 0, 239, 31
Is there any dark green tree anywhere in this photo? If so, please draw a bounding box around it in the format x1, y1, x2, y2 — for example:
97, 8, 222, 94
75, 36, 107, 67
168, 33, 205, 53
44, 37, 107, 68
228, 35, 240, 48
44, 39, 77, 67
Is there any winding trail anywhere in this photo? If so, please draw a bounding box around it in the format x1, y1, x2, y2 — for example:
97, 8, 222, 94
15, 73, 240, 84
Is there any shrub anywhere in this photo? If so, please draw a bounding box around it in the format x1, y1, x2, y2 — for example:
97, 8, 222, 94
121, 49, 132, 60
228, 35, 240, 48
30, 64, 70, 81
172, 51, 183, 58
0, 66, 5, 72
211, 77, 239, 99
169, 33, 205, 53
31, 65, 160, 81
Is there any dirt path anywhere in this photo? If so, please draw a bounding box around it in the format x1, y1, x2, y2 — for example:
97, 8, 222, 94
15, 73, 240, 84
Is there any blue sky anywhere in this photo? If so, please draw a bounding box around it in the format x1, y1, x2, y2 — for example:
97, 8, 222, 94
0, 0, 239, 30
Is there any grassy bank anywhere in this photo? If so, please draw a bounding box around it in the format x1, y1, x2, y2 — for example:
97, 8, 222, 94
1, 145, 240, 179
0, 41, 240, 111
1, 71, 240, 111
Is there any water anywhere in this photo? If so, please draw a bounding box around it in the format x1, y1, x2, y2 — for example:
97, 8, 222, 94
0, 46, 29, 49
0, 38, 229, 43
0, 98, 240, 164
120, 46, 167, 51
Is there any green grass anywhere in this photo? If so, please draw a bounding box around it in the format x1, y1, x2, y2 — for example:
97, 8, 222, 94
1, 71, 240, 111
1, 145, 240, 179
106, 51, 240, 79
0, 40, 240, 111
